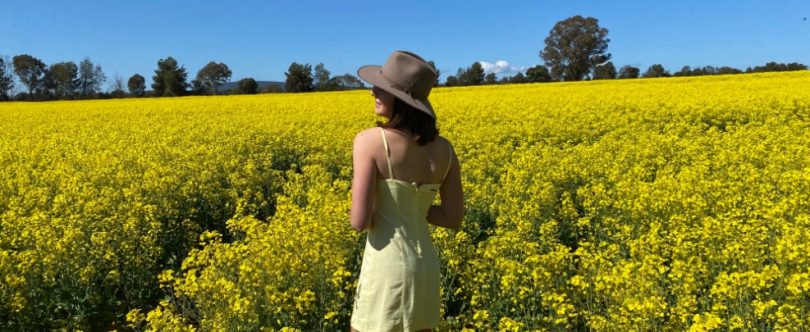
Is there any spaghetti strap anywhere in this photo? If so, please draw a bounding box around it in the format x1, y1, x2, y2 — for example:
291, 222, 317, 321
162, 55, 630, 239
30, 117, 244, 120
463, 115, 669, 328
380, 127, 394, 179
440, 143, 453, 183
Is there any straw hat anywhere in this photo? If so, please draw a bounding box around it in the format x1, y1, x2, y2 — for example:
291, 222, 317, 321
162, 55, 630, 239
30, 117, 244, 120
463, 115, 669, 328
357, 50, 438, 119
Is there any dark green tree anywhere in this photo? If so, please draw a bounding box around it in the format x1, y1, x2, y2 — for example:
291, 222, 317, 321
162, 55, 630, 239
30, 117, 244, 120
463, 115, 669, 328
467, 62, 485, 85
674, 66, 692, 77
509, 72, 527, 84
454, 68, 464, 85
541, 15, 611, 81
42, 67, 58, 98
484, 73, 498, 84
233, 77, 258, 94
445, 75, 458, 86
0, 56, 13, 100
128, 74, 146, 97
78, 57, 106, 97
456, 62, 484, 86
49, 61, 79, 98
12, 54, 46, 100
195, 61, 231, 94
717, 66, 742, 75
618, 65, 640, 79
313, 63, 334, 91
284, 62, 313, 92
526, 65, 552, 82
152, 56, 188, 97
593, 61, 617, 80
643, 64, 670, 78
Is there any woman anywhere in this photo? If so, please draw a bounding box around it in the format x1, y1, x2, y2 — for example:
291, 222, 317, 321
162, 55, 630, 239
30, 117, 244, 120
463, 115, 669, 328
349, 50, 464, 332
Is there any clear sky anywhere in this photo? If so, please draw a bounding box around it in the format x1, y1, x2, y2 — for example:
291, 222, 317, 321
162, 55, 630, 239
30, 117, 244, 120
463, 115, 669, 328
2, 0, 808, 88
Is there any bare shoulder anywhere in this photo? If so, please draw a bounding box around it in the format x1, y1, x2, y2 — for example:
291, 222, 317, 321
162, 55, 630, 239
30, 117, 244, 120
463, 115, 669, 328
354, 127, 380, 139
434, 134, 455, 153
353, 127, 381, 149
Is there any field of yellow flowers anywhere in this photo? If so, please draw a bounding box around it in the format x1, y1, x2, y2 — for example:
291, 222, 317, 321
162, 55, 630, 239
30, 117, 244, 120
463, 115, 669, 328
1, 71, 809, 331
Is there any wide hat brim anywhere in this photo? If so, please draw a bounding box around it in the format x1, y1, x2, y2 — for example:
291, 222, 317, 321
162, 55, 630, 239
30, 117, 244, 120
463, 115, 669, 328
357, 65, 436, 119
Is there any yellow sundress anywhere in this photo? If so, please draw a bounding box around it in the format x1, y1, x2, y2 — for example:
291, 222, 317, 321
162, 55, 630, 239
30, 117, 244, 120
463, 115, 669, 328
350, 127, 452, 332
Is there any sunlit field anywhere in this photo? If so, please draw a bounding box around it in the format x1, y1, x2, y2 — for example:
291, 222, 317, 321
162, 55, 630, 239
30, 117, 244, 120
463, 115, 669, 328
1, 71, 809, 331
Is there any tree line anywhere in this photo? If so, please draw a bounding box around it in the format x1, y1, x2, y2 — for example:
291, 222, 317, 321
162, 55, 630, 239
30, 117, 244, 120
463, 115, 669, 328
0, 54, 367, 101
445, 15, 806, 87
444, 60, 808, 87
2, 15, 806, 101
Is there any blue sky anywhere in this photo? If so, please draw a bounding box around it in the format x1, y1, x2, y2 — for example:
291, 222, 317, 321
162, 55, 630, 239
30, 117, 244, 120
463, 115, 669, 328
2, 0, 808, 88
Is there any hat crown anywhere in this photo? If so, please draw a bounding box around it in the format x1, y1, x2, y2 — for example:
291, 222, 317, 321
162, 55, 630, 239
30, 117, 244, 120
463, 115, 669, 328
381, 51, 437, 99
356, 50, 438, 119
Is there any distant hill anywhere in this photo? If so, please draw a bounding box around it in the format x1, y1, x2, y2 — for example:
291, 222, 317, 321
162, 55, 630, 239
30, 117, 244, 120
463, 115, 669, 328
218, 80, 285, 93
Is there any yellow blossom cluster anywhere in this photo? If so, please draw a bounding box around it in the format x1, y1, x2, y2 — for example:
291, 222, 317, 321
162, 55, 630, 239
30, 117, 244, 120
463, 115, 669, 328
1, 71, 809, 330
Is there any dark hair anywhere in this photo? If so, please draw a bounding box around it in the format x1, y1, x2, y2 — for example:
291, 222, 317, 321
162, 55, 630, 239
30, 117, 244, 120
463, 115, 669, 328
377, 97, 439, 146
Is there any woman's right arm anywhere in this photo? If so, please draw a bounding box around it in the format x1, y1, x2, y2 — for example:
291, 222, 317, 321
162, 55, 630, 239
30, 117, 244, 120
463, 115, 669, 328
350, 129, 377, 232
427, 144, 464, 230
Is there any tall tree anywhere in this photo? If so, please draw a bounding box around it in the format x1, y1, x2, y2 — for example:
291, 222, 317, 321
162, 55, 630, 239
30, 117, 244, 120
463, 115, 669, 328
78, 57, 106, 97
445, 75, 458, 87
313, 63, 333, 91
152, 56, 188, 97
484, 73, 498, 85
233, 77, 258, 94
454, 68, 464, 85
618, 65, 640, 79
526, 65, 552, 82
41, 68, 57, 98
643, 64, 670, 78
284, 62, 313, 93
48, 61, 79, 98
0, 56, 13, 100
195, 61, 231, 94
128, 74, 146, 97
12, 54, 46, 100
38, 64, 55, 98
459, 62, 484, 85
541, 15, 611, 81
470, 62, 485, 85
593, 61, 617, 80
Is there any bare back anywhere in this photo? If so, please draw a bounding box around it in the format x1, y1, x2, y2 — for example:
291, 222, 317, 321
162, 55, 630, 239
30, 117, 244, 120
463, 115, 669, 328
350, 126, 463, 232
375, 128, 452, 186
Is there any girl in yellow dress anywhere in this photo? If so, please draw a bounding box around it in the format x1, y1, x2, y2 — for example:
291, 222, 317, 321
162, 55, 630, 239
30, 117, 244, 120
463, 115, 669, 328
349, 50, 464, 332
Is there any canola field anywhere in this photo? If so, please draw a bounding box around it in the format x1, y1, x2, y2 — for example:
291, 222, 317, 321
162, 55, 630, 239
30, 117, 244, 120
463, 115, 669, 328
1, 71, 810, 331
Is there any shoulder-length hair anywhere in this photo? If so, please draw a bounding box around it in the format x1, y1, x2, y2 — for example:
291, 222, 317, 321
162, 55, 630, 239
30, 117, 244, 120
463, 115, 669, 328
377, 97, 439, 146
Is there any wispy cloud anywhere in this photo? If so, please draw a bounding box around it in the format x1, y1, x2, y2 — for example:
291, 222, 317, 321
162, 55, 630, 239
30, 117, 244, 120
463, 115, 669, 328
478, 60, 529, 76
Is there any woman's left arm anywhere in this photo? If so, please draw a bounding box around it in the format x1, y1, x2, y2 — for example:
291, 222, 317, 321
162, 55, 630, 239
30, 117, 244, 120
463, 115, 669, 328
350, 130, 377, 232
